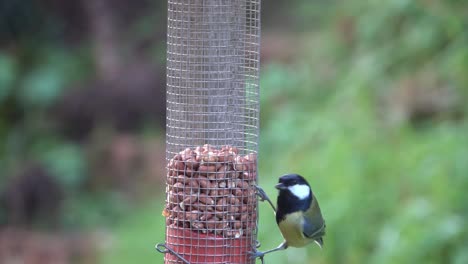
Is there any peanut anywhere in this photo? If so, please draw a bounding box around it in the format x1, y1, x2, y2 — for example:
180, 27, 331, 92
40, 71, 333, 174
200, 212, 213, 221
199, 194, 215, 205
232, 188, 243, 197
168, 168, 177, 177
226, 179, 237, 188
198, 165, 216, 175
168, 176, 176, 185
173, 206, 184, 219
197, 176, 210, 189
234, 156, 248, 171
191, 221, 205, 230
205, 217, 221, 230
186, 178, 199, 189
201, 152, 218, 164
216, 197, 228, 211
243, 189, 256, 204
179, 194, 198, 209
209, 188, 218, 197
217, 165, 230, 178
240, 213, 248, 222
168, 191, 179, 203
175, 175, 188, 183
227, 195, 240, 205
174, 160, 185, 171
172, 182, 185, 192
190, 202, 214, 212
229, 146, 239, 154
219, 188, 230, 196
229, 206, 240, 214
215, 211, 227, 219
218, 181, 227, 188
185, 210, 200, 221
241, 205, 249, 213
233, 221, 242, 229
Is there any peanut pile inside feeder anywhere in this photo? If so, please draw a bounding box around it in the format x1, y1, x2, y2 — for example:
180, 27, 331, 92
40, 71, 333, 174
164, 145, 257, 238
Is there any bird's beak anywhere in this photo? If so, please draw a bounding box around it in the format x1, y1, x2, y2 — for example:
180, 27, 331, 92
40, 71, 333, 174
275, 182, 287, 190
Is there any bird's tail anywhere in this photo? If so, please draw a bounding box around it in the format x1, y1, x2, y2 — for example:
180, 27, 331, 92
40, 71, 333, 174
314, 237, 324, 249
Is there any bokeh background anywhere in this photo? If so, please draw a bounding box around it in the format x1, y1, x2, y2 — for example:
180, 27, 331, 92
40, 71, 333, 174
1, 0, 468, 263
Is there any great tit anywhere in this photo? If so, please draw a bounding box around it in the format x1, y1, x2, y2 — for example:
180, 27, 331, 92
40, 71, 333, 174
252, 174, 326, 261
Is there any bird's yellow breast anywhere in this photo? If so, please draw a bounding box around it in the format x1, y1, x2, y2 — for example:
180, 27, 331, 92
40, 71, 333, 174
278, 212, 312, 248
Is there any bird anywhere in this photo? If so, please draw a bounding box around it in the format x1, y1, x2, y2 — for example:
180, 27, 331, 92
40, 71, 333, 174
252, 173, 326, 262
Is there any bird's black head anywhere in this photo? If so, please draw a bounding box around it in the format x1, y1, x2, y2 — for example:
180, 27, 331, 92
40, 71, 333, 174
276, 174, 311, 191
275, 174, 313, 223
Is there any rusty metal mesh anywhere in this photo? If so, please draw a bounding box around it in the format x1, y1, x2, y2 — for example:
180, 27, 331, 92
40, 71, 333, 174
164, 0, 260, 263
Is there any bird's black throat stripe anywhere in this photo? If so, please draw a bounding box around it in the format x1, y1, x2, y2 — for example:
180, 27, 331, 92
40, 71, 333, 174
275, 189, 312, 224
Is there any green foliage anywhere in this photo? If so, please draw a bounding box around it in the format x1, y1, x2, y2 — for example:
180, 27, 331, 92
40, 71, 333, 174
62, 191, 132, 229
33, 141, 87, 189
19, 65, 66, 108
18, 50, 85, 109
0, 53, 16, 103
99, 200, 166, 264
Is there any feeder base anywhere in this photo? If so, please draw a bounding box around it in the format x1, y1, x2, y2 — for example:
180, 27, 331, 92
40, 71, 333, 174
165, 228, 253, 264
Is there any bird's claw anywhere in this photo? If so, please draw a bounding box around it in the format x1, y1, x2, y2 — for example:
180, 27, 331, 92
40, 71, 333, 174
255, 186, 268, 202
255, 185, 277, 212
248, 250, 265, 263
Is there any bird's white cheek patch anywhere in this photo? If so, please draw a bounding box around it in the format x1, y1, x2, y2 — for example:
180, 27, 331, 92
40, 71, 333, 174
288, 184, 310, 200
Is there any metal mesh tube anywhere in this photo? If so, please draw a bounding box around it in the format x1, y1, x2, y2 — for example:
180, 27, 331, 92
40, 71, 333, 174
164, 0, 260, 263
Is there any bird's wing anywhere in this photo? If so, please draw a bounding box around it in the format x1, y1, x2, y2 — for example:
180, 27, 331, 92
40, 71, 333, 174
303, 219, 326, 239
302, 195, 326, 239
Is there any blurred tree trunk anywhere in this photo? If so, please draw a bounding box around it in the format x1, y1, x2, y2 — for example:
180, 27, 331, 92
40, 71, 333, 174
83, 0, 121, 82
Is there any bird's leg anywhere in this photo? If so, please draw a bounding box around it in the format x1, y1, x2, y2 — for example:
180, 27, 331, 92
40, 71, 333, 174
255, 185, 276, 212
250, 241, 288, 262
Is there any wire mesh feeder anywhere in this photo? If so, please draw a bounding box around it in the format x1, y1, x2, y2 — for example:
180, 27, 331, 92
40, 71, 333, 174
158, 0, 261, 263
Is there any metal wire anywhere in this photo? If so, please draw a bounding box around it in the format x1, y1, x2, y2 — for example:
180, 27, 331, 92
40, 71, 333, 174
156, 243, 191, 264
164, 0, 260, 263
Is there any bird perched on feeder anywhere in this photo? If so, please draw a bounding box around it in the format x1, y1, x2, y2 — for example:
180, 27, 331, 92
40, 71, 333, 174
253, 174, 326, 262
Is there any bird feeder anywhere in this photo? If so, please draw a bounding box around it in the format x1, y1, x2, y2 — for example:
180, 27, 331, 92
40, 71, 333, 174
157, 0, 261, 263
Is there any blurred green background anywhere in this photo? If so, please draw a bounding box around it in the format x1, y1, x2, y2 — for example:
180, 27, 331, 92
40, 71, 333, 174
1, 0, 468, 263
